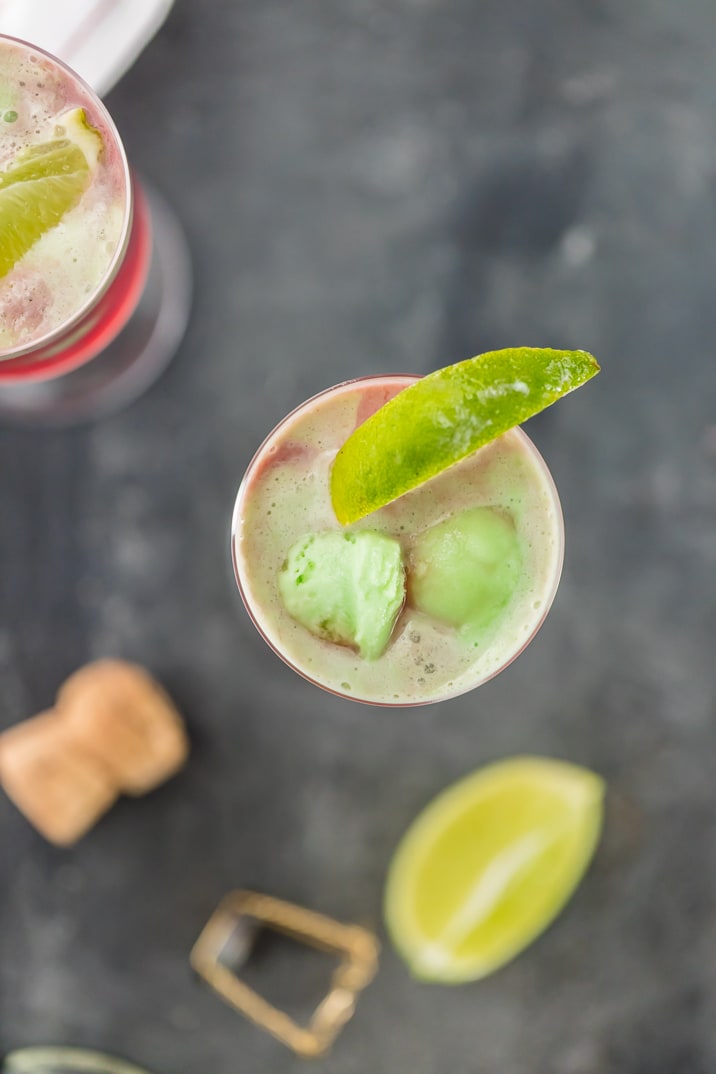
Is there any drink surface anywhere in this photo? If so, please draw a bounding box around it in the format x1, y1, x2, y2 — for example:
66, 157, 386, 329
0, 36, 128, 355
234, 376, 564, 706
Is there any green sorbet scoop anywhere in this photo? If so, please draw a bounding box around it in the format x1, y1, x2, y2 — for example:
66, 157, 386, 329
409, 507, 522, 643
278, 530, 406, 659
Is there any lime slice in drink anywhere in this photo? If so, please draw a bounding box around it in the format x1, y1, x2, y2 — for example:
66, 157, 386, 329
0, 107, 102, 278
384, 756, 604, 983
330, 347, 599, 525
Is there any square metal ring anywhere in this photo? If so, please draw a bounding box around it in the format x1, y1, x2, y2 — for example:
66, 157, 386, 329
190, 890, 380, 1058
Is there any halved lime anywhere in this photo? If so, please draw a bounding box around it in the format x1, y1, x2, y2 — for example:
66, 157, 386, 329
0, 107, 102, 278
384, 756, 604, 983
330, 347, 599, 525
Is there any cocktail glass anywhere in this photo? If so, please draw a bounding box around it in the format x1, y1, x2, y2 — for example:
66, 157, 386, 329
0, 35, 191, 425
231, 374, 565, 707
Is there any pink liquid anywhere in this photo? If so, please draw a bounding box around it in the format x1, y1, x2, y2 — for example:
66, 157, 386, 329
0, 176, 150, 382
232, 376, 565, 707
0, 35, 132, 368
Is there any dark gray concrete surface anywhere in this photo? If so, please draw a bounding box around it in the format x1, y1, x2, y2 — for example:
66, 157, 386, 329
2, 0, 716, 1070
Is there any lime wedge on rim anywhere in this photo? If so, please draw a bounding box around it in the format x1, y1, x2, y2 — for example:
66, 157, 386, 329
384, 756, 604, 983
0, 107, 102, 279
330, 347, 599, 525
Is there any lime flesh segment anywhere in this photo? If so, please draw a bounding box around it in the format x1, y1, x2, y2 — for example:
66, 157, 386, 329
384, 756, 604, 983
330, 347, 599, 525
0, 108, 101, 278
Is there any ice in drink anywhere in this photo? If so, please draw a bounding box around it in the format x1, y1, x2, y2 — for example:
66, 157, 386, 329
232, 375, 564, 706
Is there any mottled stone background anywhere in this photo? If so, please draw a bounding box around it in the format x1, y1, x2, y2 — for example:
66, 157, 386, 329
2, 1, 716, 1071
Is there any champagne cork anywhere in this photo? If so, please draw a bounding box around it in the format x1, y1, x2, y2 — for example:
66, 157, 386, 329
0, 711, 117, 846
0, 660, 189, 846
57, 660, 189, 796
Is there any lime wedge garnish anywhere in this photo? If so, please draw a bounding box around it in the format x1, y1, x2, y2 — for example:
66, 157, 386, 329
384, 756, 604, 983
330, 347, 599, 525
0, 107, 102, 279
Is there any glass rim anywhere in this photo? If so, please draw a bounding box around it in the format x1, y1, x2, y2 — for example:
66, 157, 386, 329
230, 373, 566, 708
2, 1046, 155, 1074
0, 34, 133, 364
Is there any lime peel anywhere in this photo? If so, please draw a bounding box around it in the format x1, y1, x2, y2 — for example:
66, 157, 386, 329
330, 347, 599, 525
384, 756, 605, 983
0, 107, 101, 278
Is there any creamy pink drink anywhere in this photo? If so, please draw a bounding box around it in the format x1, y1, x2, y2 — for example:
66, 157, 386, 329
232, 376, 564, 707
0, 35, 130, 358
0, 35, 191, 426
